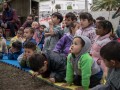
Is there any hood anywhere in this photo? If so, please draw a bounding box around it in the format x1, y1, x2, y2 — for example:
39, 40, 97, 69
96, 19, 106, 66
74, 35, 91, 56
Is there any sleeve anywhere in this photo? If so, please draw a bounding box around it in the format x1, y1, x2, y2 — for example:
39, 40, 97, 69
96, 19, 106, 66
8, 52, 14, 60
79, 55, 93, 90
53, 35, 66, 53
53, 26, 62, 35
65, 54, 74, 84
89, 30, 96, 44
17, 53, 26, 67
48, 51, 66, 82
22, 21, 27, 28
2, 39, 8, 54
91, 84, 111, 90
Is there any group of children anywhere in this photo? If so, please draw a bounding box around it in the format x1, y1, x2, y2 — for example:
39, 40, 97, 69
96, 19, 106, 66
0, 11, 120, 90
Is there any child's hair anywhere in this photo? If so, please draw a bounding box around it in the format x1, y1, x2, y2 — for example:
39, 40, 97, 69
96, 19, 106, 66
23, 41, 36, 51
97, 20, 114, 35
65, 12, 77, 21
28, 53, 47, 71
68, 22, 78, 34
40, 25, 46, 28
24, 27, 34, 34
79, 12, 93, 22
100, 40, 120, 62
52, 12, 63, 23
12, 41, 22, 51
96, 16, 105, 21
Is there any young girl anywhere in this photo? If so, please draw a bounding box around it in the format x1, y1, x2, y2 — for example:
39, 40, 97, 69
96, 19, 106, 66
90, 20, 114, 78
53, 22, 79, 56
75, 12, 96, 44
0, 27, 8, 59
92, 40, 120, 90
62, 35, 103, 90
10, 29, 24, 47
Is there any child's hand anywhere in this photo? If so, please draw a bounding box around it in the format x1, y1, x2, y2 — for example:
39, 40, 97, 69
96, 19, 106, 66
49, 21, 53, 26
32, 72, 39, 77
49, 78, 55, 83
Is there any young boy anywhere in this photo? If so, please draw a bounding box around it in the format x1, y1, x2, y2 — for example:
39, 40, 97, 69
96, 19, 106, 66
8, 41, 23, 60
62, 35, 103, 90
23, 27, 36, 45
0, 27, 8, 59
17, 41, 37, 68
42, 12, 63, 52
91, 40, 120, 90
28, 50, 66, 83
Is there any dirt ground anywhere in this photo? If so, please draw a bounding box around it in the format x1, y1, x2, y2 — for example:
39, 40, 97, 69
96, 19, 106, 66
0, 62, 59, 90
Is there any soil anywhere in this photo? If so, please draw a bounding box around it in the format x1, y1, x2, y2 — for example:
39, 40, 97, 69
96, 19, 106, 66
0, 62, 59, 90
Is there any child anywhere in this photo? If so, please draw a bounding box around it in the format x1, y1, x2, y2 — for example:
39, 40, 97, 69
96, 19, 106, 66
91, 40, 120, 90
10, 29, 24, 46
17, 41, 37, 68
42, 12, 63, 52
8, 41, 23, 60
62, 35, 103, 90
28, 50, 66, 83
63, 12, 77, 34
53, 22, 79, 56
0, 27, 8, 59
23, 27, 36, 45
90, 20, 114, 77
31, 21, 39, 30
61, 20, 66, 30
37, 25, 46, 50
75, 12, 96, 44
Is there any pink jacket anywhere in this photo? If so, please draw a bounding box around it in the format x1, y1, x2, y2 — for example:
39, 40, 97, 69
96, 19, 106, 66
90, 34, 111, 72
75, 25, 96, 44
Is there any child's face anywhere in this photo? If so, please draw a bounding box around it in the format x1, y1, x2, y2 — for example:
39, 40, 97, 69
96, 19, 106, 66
24, 29, 33, 39
70, 38, 83, 56
65, 18, 73, 27
0, 29, 3, 37
24, 48, 35, 58
17, 31, 23, 38
62, 20, 66, 28
80, 19, 91, 29
40, 26, 44, 32
96, 23, 107, 36
32, 22, 38, 29
51, 15, 59, 24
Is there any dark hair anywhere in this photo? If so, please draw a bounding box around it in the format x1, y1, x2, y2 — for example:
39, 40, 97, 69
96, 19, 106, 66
40, 25, 46, 28
23, 41, 36, 51
79, 12, 93, 22
28, 53, 47, 71
65, 12, 77, 21
96, 16, 105, 21
12, 41, 22, 51
97, 20, 114, 34
100, 40, 120, 62
52, 12, 63, 23
24, 27, 34, 34
68, 22, 78, 34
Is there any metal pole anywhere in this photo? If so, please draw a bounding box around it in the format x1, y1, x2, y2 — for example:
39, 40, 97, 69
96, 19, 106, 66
30, 0, 31, 14
85, 0, 88, 12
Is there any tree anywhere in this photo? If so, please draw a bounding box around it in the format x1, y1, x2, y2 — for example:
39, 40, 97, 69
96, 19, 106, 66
91, 0, 120, 19
55, 4, 61, 12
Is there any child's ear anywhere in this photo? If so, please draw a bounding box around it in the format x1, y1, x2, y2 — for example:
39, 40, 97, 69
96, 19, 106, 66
44, 61, 48, 65
110, 60, 116, 66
